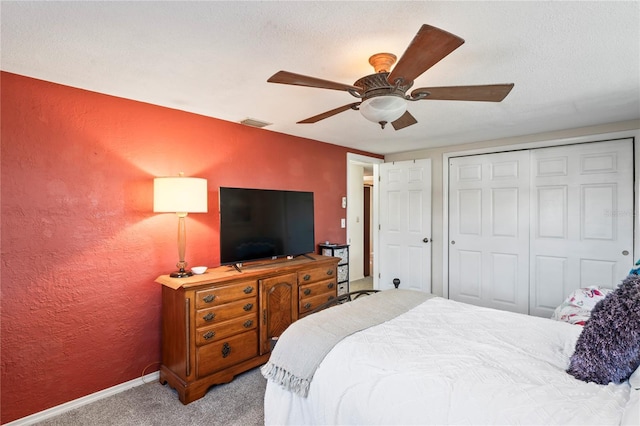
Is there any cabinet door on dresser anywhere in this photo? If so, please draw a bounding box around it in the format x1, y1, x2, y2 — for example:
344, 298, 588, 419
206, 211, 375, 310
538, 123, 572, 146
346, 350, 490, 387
259, 273, 297, 354
193, 280, 259, 378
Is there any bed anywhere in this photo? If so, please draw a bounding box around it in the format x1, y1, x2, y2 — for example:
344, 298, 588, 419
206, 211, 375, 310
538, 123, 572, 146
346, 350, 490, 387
262, 287, 640, 425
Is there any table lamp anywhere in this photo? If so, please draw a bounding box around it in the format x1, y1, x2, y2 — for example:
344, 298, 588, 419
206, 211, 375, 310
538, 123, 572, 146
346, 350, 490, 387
154, 172, 208, 277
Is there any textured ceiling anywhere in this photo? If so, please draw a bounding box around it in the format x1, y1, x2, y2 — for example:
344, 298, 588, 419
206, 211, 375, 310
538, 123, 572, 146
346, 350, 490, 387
2, 1, 639, 155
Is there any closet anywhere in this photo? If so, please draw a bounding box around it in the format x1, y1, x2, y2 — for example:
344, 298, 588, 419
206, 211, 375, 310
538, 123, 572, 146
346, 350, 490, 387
448, 139, 634, 317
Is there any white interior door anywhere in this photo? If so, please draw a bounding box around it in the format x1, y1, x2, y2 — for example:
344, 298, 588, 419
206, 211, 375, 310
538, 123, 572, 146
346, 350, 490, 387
379, 159, 432, 292
448, 151, 531, 313
529, 139, 634, 316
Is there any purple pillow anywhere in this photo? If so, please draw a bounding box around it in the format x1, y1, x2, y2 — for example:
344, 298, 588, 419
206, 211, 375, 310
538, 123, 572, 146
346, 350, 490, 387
567, 274, 640, 384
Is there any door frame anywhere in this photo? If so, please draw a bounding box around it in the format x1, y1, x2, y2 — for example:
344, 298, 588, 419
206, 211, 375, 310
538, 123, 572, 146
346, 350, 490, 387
441, 129, 639, 299
347, 153, 384, 289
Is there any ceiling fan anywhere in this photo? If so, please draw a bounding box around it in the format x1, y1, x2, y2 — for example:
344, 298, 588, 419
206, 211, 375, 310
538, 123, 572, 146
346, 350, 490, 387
267, 24, 514, 130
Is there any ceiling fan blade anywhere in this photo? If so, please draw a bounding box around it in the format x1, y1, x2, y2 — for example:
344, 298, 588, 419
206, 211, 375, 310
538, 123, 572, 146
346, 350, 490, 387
387, 24, 465, 85
268, 71, 362, 93
297, 103, 360, 124
411, 84, 515, 101
392, 111, 418, 130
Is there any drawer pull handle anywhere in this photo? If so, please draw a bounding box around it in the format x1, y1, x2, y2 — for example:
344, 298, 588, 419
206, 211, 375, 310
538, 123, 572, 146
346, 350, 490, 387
303, 274, 311, 281
222, 343, 231, 358
304, 302, 311, 309
203, 331, 216, 340
328, 282, 334, 289
243, 319, 253, 328
243, 286, 254, 294
243, 303, 253, 311
203, 294, 216, 303
203, 312, 216, 322
326, 269, 334, 275
304, 288, 311, 296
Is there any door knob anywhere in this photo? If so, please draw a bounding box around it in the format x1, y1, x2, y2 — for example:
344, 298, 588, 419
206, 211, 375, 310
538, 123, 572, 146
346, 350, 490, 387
423, 238, 430, 243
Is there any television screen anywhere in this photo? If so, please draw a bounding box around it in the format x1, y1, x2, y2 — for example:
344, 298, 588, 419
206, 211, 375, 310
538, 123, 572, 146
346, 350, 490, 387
219, 187, 315, 265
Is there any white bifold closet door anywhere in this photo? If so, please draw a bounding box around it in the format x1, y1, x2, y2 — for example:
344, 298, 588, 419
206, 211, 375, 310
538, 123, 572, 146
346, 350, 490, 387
449, 139, 634, 317
449, 150, 531, 313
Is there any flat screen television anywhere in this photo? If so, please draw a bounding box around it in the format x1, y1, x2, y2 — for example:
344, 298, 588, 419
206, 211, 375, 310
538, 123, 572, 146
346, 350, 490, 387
219, 187, 315, 265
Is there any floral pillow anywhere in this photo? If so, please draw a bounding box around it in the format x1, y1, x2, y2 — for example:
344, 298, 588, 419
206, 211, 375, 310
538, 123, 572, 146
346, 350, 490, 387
551, 286, 613, 325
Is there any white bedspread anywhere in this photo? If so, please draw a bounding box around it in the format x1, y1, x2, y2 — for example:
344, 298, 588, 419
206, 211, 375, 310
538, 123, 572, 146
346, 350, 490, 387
265, 297, 633, 425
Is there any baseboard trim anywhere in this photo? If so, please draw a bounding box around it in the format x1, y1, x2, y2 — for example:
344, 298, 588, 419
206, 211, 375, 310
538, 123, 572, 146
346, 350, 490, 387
5, 371, 160, 426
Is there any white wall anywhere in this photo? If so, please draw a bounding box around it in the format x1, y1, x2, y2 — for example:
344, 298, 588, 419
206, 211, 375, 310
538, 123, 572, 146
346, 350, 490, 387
385, 119, 640, 296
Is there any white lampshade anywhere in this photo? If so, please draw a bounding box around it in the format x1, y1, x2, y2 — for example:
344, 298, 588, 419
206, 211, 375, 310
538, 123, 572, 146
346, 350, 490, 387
359, 95, 407, 124
154, 175, 208, 213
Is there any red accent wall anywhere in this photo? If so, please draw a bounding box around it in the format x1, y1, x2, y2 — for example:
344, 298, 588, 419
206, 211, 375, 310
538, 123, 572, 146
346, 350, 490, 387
0, 72, 381, 423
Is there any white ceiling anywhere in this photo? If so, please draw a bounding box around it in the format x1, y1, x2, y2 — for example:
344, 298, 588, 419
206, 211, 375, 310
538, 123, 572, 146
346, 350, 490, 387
2, 1, 639, 155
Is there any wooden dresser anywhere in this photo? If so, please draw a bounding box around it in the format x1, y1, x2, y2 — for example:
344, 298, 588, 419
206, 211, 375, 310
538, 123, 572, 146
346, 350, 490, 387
156, 254, 339, 404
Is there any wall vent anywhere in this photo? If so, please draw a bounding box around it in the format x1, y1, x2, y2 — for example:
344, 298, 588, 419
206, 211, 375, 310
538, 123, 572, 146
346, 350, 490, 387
240, 118, 272, 128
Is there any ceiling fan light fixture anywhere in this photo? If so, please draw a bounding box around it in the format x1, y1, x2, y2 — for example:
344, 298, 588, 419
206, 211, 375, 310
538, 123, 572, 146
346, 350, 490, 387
359, 95, 407, 127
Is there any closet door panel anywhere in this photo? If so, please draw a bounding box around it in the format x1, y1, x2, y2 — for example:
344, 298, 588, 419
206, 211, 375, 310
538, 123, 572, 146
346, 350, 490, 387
582, 184, 615, 240
533, 255, 568, 311
536, 186, 567, 238
457, 250, 482, 299
449, 151, 530, 314
529, 139, 634, 317
491, 252, 519, 304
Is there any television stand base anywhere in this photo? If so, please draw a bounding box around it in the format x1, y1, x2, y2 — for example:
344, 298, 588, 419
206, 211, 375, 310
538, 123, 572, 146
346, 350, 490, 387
227, 253, 319, 273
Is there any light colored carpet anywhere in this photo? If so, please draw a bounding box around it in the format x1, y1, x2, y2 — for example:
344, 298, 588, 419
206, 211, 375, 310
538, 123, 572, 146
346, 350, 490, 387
349, 276, 373, 292
36, 367, 265, 426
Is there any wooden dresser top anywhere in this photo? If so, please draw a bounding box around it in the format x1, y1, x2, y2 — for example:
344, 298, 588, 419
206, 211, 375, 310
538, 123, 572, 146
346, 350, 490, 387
156, 253, 339, 290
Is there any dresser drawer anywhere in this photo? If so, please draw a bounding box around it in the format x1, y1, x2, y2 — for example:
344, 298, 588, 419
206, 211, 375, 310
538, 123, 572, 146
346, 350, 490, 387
196, 330, 259, 378
298, 266, 335, 284
337, 282, 348, 296
299, 279, 336, 301
299, 292, 336, 316
195, 313, 258, 346
195, 298, 257, 328
195, 280, 257, 309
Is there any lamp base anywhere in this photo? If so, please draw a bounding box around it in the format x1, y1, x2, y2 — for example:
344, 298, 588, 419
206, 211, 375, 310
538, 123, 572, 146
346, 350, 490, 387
170, 270, 193, 278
